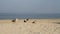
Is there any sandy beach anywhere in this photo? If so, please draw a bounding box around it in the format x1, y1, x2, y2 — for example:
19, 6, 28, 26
0, 19, 60, 34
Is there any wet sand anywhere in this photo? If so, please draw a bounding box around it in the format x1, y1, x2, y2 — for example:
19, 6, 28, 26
0, 19, 60, 34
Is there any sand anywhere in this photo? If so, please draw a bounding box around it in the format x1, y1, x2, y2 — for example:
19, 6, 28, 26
0, 19, 60, 34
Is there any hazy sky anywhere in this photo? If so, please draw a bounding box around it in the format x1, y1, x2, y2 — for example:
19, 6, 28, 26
0, 0, 60, 14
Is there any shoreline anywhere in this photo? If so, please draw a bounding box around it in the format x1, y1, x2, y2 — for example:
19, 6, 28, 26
0, 18, 60, 20
0, 18, 60, 23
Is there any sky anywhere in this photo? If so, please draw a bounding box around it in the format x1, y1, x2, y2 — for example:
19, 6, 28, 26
0, 0, 60, 14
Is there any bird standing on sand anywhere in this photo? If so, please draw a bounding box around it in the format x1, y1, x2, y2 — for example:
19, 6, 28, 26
24, 20, 26, 22
24, 19, 29, 22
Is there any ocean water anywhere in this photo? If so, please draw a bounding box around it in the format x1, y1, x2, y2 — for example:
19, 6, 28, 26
0, 13, 60, 19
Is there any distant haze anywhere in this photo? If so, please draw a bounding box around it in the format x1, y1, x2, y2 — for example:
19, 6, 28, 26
0, 0, 60, 14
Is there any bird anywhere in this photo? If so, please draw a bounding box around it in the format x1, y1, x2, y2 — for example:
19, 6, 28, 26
26, 19, 29, 21
24, 20, 26, 22
12, 19, 15, 22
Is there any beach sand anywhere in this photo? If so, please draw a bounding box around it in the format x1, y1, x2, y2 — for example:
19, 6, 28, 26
0, 19, 60, 34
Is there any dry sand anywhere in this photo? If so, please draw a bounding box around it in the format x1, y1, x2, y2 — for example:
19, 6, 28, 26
0, 19, 60, 34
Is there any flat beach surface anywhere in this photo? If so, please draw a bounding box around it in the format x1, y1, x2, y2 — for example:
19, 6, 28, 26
0, 19, 60, 34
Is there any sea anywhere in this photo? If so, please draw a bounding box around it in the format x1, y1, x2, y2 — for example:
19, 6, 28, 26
0, 13, 60, 19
